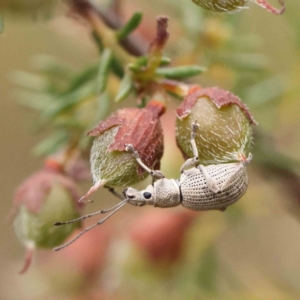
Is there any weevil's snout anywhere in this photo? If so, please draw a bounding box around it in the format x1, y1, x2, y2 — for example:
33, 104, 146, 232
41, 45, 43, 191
124, 186, 155, 206
124, 187, 138, 199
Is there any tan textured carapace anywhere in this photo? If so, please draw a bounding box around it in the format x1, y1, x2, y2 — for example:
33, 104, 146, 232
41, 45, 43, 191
180, 162, 248, 211
124, 158, 249, 211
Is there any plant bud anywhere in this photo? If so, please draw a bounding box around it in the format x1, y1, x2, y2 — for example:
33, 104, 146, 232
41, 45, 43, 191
81, 100, 166, 202
176, 87, 256, 164
11, 160, 82, 273
191, 0, 285, 15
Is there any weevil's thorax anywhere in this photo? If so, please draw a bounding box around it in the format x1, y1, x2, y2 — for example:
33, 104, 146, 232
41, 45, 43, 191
153, 178, 181, 208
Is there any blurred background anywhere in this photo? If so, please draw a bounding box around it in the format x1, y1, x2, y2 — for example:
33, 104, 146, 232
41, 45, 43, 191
1, 0, 300, 299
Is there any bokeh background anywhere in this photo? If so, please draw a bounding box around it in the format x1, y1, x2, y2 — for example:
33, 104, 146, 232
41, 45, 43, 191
1, 0, 300, 299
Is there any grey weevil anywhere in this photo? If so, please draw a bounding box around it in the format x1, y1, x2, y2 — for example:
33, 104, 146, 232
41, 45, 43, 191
53, 123, 252, 251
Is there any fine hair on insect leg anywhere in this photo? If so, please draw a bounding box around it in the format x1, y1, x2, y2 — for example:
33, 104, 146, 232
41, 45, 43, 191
53, 199, 128, 251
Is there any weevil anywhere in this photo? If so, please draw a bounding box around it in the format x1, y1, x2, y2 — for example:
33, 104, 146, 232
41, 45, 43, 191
53, 123, 252, 251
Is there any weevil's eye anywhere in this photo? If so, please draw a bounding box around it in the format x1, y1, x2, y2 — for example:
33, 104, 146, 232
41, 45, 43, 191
143, 192, 152, 199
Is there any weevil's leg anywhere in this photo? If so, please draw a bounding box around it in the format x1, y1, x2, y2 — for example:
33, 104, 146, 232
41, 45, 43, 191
198, 165, 221, 193
220, 153, 252, 191
180, 123, 200, 173
190, 122, 200, 158
104, 185, 123, 200
125, 144, 165, 180
78, 180, 106, 204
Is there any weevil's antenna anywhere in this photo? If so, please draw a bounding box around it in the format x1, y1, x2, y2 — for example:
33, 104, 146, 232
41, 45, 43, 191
100, 200, 126, 213
53, 199, 128, 251
53, 199, 127, 226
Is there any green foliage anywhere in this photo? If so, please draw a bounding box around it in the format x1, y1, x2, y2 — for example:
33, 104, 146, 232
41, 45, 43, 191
117, 12, 143, 41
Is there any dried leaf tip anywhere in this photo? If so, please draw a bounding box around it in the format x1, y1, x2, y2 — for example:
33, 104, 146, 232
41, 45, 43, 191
254, 0, 285, 15
150, 16, 169, 51
145, 100, 166, 117
19, 246, 35, 275
44, 158, 64, 173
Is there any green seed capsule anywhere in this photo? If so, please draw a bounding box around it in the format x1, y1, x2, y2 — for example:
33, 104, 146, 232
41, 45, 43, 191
79, 100, 165, 203
11, 164, 82, 273
191, 0, 285, 15
176, 87, 256, 164
14, 182, 81, 249
192, 0, 248, 13
89, 101, 165, 187
90, 127, 150, 187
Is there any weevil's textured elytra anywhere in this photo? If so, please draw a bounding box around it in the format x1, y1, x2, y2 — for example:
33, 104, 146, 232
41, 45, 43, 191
191, 0, 285, 15
180, 162, 248, 211
53, 123, 252, 251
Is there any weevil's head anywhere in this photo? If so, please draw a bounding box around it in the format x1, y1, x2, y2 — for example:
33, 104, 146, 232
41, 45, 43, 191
123, 185, 155, 206
123, 178, 181, 208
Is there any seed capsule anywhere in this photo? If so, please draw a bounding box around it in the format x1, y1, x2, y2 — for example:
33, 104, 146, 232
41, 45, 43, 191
176, 87, 256, 164
11, 160, 82, 273
191, 0, 285, 15
192, 0, 248, 12
80, 100, 165, 203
